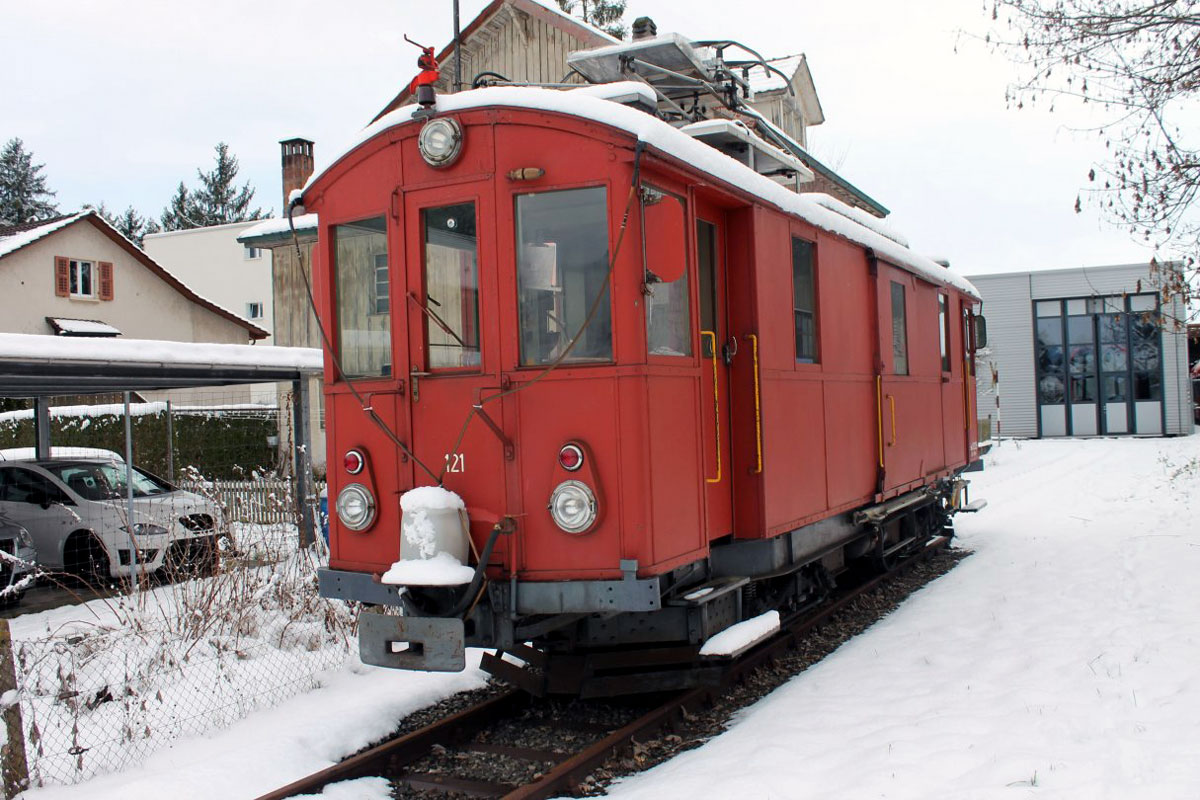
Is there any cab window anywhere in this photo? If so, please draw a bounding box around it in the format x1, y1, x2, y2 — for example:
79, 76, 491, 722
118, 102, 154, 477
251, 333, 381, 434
515, 187, 610, 366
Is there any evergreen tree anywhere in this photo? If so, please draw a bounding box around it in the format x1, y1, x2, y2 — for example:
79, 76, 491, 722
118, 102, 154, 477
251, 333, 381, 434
555, 0, 627, 39
0, 138, 59, 225
86, 201, 160, 247
159, 182, 194, 231
158, 143, 265, 231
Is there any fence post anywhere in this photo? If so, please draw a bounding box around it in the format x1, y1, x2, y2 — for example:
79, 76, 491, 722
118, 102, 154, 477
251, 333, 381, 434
292, 378, 315, 548
165, 399, 174, 483
33, 398, 50, 461
0, 620, 28, 798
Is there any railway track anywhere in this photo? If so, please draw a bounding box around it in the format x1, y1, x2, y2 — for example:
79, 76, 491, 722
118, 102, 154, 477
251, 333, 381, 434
258, 536, 959, 800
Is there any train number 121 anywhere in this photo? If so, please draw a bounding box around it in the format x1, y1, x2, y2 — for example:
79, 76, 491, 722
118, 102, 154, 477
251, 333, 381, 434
444, 453, 466, 473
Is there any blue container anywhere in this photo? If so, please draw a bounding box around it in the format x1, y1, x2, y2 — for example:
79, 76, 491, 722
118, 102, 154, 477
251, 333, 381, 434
319, 489, 329, 545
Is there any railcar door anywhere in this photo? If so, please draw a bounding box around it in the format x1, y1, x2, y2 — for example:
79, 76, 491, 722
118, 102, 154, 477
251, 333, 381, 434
695, 205, 734, 540
401, 183, 507, 515
877, 264, 928, 493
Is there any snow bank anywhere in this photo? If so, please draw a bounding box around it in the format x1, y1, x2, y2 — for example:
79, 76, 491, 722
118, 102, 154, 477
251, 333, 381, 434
699, 610, 780, 656
381, 551, 475, 586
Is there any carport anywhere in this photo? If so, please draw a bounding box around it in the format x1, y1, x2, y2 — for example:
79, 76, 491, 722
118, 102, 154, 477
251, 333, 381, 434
0, 332, 325, 544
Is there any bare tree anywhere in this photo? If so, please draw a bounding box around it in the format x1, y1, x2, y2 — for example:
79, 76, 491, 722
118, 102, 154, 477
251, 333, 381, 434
987, 0, 1199, 309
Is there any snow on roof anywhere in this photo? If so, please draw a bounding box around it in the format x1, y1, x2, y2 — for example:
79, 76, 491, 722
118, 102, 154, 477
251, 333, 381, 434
0, 447, 124, 463
306, 86, 978, 298
746, 54, 804, 95
46, 317, 122, 336
570, 80, 658, 107
0, 332, 322, 371
0, 213, 86, 259
523, 0, 620, 44
805, 193, 909, 248
238, 213, 319, 242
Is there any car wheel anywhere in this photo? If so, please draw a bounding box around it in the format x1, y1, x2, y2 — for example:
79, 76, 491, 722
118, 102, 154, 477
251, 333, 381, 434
64, 532, 111, 588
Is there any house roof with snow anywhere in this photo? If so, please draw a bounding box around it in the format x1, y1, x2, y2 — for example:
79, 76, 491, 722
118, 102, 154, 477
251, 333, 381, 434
744, 53, 825, 127
237, 213, 319, 248
372, 0, 619, 123
0, 211, 268, 340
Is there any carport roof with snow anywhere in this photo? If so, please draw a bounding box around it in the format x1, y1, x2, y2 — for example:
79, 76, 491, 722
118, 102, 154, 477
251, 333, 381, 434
0, 332, 323, 397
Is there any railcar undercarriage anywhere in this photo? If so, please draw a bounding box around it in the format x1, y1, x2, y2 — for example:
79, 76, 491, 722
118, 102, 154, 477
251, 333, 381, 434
321, 477, 984, 697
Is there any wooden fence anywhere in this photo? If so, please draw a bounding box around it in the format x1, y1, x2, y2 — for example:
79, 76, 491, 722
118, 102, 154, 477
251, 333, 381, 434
178, 478, 326, 526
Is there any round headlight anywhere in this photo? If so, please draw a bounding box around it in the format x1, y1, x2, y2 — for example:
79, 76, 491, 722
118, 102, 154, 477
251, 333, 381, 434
548, 480, 597, 534
418, 117, 463, 167
336, 483, 376, 531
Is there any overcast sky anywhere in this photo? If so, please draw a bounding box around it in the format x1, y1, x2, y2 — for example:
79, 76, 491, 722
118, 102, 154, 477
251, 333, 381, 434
1, 0, 1157, 275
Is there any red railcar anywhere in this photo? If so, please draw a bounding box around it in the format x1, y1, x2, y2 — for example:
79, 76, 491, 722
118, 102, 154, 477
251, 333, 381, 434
306, 84, 984, 694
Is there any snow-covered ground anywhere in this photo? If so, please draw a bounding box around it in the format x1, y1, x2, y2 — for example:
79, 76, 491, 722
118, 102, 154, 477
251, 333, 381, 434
18, 435, 1199, 799
607, 436, 1200, 800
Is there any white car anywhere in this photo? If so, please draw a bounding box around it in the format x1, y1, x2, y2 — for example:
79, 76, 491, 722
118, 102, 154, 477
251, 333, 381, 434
0, 458, 226, 582
0, 512, 38, 606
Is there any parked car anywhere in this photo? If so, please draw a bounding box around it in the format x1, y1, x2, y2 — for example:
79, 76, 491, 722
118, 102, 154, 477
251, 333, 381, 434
0, 513, 37, 606
0, 458, 226, 583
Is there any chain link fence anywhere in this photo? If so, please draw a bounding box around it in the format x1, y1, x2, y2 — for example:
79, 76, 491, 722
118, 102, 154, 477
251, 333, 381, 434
0, 389, 355, 791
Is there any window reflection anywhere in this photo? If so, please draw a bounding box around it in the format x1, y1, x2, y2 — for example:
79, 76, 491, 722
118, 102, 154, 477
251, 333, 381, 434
422, 203, 480, 369
642, 187, 691, 357
335, 217, 390, 379
516, 188, 610, 366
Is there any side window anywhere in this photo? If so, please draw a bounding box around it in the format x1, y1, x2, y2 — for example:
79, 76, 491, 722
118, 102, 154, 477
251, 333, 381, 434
516, 187, 611, 366
792, 237, 817, 362
642, 186, 691, 357
891, 281, 909, 375
938, 293, 951, 372
334, 217, 390, 379
1, 468, 60, 504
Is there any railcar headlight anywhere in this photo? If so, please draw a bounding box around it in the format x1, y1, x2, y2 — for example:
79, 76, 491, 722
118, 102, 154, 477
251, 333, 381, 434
548, 480, 597, 534
336, 483, 376, 531
418, 117, 463, 167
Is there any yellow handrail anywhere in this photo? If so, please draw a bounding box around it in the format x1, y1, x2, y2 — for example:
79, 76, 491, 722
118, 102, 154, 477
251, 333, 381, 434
701, 331, 722, 484
746, 334, 763, 475
888, 395, 897, 446
875, 376, 884, 467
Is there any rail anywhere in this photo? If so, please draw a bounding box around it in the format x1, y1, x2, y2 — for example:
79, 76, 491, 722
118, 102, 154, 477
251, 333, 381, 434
260, 535, 953, 799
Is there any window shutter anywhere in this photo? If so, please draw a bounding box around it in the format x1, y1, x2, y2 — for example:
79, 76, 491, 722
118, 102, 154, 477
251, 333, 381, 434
54, 257, 69, 297
98, 261, 114, 300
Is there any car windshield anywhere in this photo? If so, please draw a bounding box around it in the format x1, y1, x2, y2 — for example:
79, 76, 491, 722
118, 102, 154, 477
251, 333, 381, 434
46, 462, 171, 501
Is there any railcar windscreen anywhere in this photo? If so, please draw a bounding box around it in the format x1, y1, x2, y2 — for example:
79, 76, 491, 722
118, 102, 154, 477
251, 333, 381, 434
334, 217, 391, 379
422, 203, 481, 369
515, 187, 611, 366
642, 186, 691, 357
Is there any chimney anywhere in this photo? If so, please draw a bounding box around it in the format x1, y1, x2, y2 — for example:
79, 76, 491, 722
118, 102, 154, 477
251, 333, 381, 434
631, 17, 657, 41
280, 137, 315, 209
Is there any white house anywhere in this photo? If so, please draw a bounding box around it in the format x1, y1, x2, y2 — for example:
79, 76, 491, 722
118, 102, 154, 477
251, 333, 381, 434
143, 220, 274, 345
0, 211, 266, 346
969, 262, 1193, 438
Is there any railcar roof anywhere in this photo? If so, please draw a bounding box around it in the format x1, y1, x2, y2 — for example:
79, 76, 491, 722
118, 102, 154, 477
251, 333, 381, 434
305, 85, 980, 300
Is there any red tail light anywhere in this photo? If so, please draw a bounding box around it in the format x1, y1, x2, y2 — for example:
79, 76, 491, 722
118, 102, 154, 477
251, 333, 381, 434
558, 443, 583, 472
344, 449, 364, 475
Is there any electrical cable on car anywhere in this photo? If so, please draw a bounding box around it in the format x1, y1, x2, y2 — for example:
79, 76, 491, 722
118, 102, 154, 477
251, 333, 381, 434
284, 46, 649, 495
